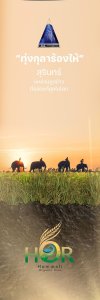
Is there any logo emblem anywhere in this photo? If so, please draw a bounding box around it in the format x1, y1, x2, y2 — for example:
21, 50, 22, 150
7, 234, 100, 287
25, 222, 74, 265
38, 23, 60, 47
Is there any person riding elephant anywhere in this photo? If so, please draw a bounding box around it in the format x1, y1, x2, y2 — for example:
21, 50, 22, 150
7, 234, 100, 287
30, 158, 46, 172
11, 158, 24, 172
58, 157, 70, 172
76, 159, 88, 172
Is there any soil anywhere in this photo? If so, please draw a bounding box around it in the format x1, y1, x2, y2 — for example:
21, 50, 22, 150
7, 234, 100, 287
0, 202, 100, 300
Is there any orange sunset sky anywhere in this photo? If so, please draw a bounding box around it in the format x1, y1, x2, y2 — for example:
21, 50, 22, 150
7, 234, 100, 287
0, 0, 100, 170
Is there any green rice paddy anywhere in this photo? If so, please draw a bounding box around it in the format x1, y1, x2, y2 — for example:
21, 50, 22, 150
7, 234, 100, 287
0, 172, 100, 205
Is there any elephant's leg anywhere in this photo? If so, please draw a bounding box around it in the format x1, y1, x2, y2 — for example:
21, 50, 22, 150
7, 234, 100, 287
30, 166, 32, 172
61, 167, 64, 172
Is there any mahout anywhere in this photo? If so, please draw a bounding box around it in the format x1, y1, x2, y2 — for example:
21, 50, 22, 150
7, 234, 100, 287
11, 158, 24, 172
76, 159, 88, 172
58, 157, 70, 172
30, 158, 46, 172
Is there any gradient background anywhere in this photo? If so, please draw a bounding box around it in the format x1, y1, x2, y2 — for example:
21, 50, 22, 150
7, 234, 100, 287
0, 0, 100, 170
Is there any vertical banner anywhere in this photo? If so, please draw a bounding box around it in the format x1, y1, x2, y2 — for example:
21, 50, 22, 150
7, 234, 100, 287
0, 1, 100, 300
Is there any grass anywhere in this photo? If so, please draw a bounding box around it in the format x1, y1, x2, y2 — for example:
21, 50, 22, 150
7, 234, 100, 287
0, 172, 100, 205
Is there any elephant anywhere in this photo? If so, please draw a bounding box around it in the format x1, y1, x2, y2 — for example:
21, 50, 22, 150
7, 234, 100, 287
11, 160, 24, 172
30, 159, 46, 172
76, 163, 88, 172
58, 158, 70, 172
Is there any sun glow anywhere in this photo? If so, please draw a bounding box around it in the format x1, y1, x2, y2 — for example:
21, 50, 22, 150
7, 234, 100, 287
9, 149, 36, 170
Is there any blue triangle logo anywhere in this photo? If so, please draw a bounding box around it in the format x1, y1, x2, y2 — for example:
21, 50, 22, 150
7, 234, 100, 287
38, 23, 60, 47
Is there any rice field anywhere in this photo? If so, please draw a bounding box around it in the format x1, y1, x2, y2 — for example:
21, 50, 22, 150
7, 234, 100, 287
0, 172, 100, 205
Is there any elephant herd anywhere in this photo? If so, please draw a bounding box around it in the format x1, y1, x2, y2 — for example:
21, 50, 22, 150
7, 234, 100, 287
11, 158, 46, 172
11, 158, 88, 173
